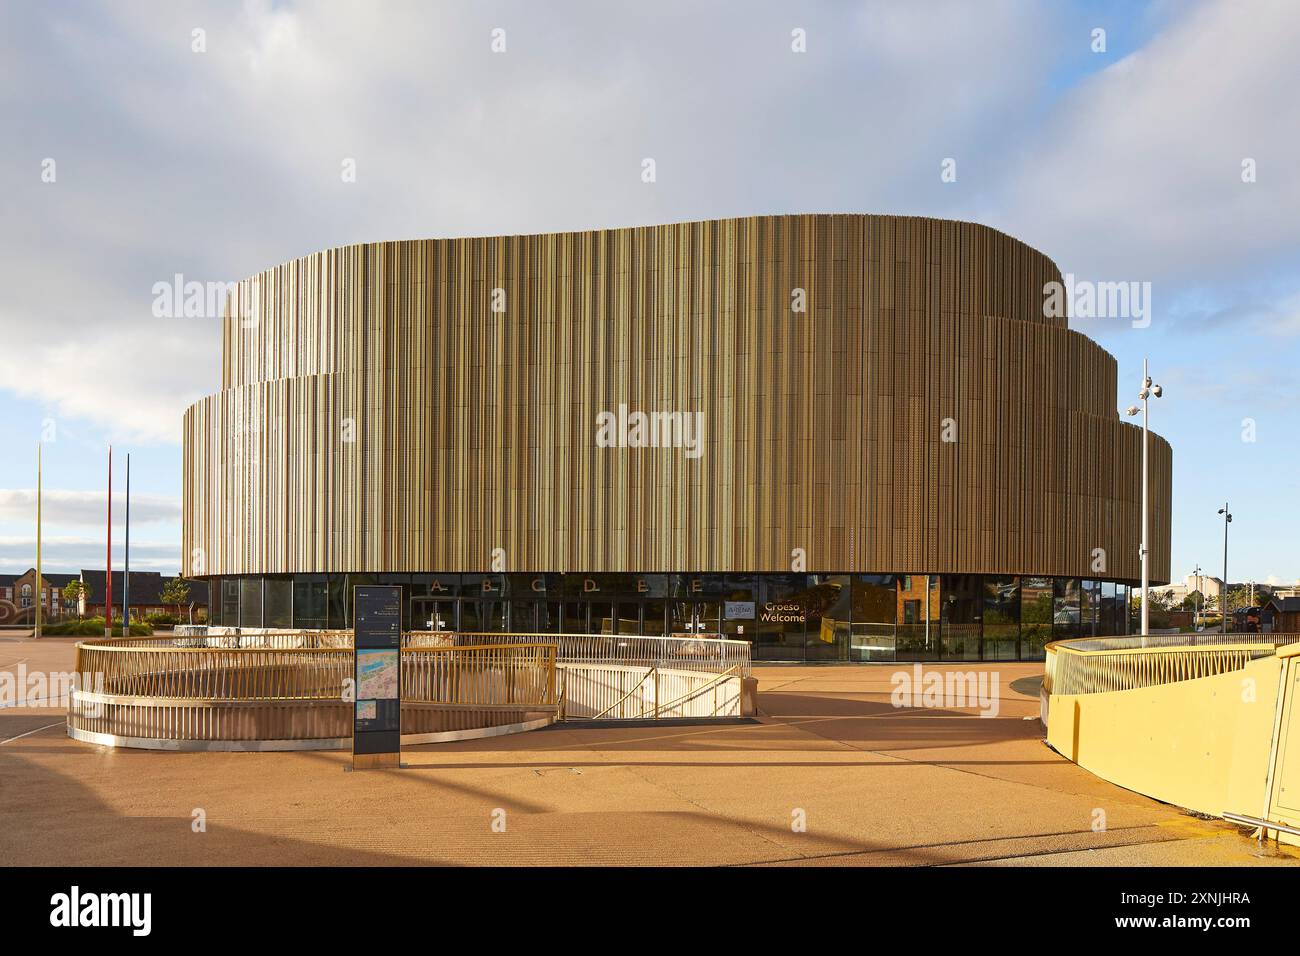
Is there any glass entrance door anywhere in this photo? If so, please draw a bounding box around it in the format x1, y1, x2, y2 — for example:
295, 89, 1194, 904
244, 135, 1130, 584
669, 601, 721, 636
412, 598, 457, 633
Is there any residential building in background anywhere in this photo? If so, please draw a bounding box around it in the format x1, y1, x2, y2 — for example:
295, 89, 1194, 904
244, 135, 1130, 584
1263, 596, 1300, 633
78, 570, 208, 621
1151, 570, 1225, 606
0, 569, 79, 624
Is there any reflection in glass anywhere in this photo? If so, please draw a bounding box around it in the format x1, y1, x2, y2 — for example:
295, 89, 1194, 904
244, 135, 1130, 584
590, 602, 615, 634
642, 601, 666, 636
264, 578, 291, 628
896, 575, 939, 661
1101, 581, 1118, 636
1054, 578, 1082, 640
239, 577, 262, 629
941, 574, 981, 660
850, 575, 897, 662
510, 601, 539, 632
804, 575, 851, 661
327, 576, 348, 629
1080, 579, 1100, 637
293, 576, 327, 629
754, 575, 808, 661
561, 602, 586, 634
220, 578, 239, 627
982, 576, 1019, 661
212, 571, 1138, 660
1020, 577, 1054, 660
462, 599, 508, 633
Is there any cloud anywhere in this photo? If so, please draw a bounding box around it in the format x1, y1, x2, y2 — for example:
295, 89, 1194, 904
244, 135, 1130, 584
0, 536, 179, 573
0, 0, 1058, 444
0, 489, 181, 526
994, 0, 1300, 291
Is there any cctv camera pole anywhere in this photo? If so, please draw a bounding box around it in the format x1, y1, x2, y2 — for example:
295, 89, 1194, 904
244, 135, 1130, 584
1140, 360, 1150, 643
1220, 502, 1231, 635
1193, 563, 1201, 631
1122, 359, 1163, 644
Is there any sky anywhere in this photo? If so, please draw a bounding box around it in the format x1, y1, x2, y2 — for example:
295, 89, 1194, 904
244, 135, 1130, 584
0, 0, 1296, 583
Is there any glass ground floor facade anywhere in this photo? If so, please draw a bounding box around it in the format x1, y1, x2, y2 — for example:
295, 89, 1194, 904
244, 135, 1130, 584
205, 572, 1134, 662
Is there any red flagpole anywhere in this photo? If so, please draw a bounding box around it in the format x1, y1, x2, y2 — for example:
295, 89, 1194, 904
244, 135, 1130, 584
106, 445, 113, 638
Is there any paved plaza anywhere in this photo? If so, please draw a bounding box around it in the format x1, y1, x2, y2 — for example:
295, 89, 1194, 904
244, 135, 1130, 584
1, 633, 1294, 867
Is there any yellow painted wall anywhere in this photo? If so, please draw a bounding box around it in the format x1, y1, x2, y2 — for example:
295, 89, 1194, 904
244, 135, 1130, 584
1048, 654, 1283, 817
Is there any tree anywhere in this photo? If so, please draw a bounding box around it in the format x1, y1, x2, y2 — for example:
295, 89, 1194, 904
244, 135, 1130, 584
1226, 586, 1255, 614
1181, 589, 1204, 612
62, 579, 90, 619
1148, 590, 1177, 611
160, 576, 191, 616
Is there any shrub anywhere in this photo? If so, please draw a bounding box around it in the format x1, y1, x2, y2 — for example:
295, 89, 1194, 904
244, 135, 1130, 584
42, 617, 153, 637
144, 612, 180, 627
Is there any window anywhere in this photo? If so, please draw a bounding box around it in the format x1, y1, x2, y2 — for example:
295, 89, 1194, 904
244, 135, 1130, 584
292, 577, 327, 629
940, 575, 981, 661
1053, 578, 1082, 641
264, 578, 291, 628
982, 576, 1020, 661
220, 578, 239, 626
754, 575, 809, 661
239, 577, 263, 628
851, 575, 898, 662
1020, 578, 1054, 660
804, 575, 851, 662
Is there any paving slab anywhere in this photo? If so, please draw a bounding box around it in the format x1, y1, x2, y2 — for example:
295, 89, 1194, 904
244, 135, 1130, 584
1, 636, 1294, 866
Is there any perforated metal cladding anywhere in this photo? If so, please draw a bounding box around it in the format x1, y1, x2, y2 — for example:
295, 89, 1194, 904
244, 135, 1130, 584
183, 214, 1171, 581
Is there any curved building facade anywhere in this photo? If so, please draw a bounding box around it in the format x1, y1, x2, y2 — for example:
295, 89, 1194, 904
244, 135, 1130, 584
183, 214, 1171, 661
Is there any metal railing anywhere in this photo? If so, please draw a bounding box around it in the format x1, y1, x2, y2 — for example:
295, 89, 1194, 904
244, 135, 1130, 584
172, 629, 353, 649
408, 631, 752, 678
1044, 633, 1300, 697
561, 663, 744, 720
403, 642, 556, 707
67, 629, 748, 748
67, 634, 559, 750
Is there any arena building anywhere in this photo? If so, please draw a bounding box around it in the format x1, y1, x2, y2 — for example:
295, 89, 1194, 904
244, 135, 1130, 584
182, 214, 1171, 662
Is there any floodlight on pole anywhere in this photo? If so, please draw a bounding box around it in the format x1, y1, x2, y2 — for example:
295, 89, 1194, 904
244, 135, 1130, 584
1218, 504, 1232, 635
1124, 358, 1162, 645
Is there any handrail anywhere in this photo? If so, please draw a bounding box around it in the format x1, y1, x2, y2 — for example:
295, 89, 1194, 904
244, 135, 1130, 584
1222, 811, 1300, 840
1045, 633, 1300, 696
655, 665, 741, 714
71, 638, 559, 704
592, 666, 657, 719
429, 631, 753, 677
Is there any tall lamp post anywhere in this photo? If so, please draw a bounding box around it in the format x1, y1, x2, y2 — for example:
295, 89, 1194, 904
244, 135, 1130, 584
1218, 503, 1232, 635
1192, 562, 1202, 631
1124, 358, 1163, 643
35, 443, 42, 640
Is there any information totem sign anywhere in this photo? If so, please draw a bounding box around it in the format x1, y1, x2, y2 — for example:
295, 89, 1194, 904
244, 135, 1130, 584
352, 585, 402, 769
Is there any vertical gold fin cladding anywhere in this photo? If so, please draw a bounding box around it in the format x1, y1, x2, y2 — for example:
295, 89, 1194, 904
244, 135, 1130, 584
183, 214, 1172, 581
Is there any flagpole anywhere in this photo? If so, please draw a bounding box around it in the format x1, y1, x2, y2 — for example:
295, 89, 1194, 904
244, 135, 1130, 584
105, 445, 113, 639
123, 453, 130, 632
35, 443, 42, 640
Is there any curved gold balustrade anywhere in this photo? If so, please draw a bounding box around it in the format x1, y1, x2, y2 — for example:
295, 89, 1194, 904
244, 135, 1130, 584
66, 630, 750, 750
1043, 633, 1300, 699
66, 633, 559, 751
1042, 633, 1300, 846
